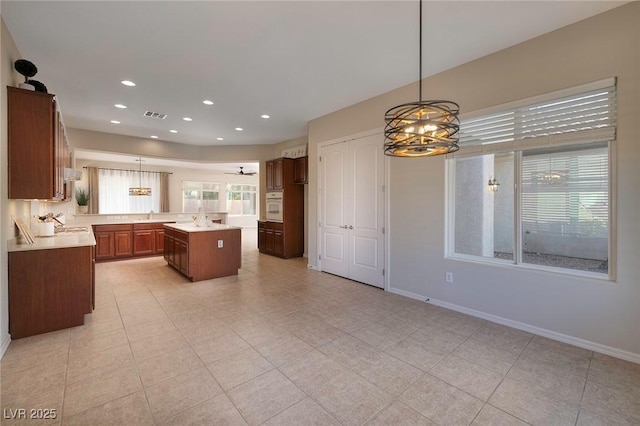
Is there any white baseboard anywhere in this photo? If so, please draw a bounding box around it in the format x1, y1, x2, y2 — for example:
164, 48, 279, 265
387, 285, 640, 365
0, 333, 11, 359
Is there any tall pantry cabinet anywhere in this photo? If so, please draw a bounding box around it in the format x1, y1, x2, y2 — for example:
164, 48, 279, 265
259, 158, 304, 258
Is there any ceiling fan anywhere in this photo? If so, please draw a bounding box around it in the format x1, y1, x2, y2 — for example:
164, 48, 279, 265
225, 166, 257, 176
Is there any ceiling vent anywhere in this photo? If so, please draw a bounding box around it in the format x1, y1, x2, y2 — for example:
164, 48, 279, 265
143, 111, 167, 120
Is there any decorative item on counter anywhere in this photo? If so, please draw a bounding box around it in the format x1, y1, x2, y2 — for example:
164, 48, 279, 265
14, 218, 35, 244
75, 188, 89, 214
14, 59, 38, 91
194, 207, 208, 227
33, 214, 56, 237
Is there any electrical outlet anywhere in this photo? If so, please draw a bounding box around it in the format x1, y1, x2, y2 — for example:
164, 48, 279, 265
445, 272, 453, 283
217, 240, 224, 248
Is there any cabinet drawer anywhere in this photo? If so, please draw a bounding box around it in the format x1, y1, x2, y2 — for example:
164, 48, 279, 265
93, 224, 133, 233
134, 223, 163, 231
266, 221, 283, 232
174, 230, 189, 243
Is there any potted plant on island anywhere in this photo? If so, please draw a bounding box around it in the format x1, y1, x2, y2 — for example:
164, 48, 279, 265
75, 188, 89, 214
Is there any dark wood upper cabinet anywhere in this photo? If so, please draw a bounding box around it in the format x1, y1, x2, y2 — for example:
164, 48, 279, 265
265, 160, 275, 190
8, 87, 70, 200
265, 158, 284, 191
273, 158, 284, 190
294, 156, 308, 184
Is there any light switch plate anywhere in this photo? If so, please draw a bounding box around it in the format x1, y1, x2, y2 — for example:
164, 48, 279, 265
218, 240, 223, 248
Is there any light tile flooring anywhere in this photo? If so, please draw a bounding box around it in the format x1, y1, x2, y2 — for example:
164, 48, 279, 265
2, 229, 639, 425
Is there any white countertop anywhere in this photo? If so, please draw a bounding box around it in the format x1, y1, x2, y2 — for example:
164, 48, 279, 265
8, 228, 96, 252
164, 223, 242, 233
68, 212, 229, 226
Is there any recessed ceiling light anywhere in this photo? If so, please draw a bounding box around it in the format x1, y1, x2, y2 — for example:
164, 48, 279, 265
216, 137, 224, 141
169, 130, 178, 133
121, 80, 136, 87
183, 117, 193, 122
235, 127, 243, 131
110, 120, 120, 124
114, 104, 127, 109
203, 100, 214, 105
261, 114, 270, 119
150, 135, 159, 139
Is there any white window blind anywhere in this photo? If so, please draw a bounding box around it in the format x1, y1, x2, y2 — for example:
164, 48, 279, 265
521, 143, 609, 238
454, 79, 616, 157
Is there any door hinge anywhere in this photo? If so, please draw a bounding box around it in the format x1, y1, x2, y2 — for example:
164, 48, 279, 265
319, 156, 322, 162
382, 185, 385, 192
319, 254, 322, 260
382, 226, 385, 235
382, 269, 385, 276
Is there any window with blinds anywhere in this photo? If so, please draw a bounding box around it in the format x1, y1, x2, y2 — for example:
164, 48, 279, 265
447, 79, 615, 277
521, 143, 608, 239
454, 78, 616, 155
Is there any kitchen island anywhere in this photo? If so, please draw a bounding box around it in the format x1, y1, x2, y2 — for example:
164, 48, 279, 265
7, 228, 96, 338
163, 223, 242, 281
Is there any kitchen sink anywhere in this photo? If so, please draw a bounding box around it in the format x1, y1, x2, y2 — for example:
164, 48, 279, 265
55, 226, 89, 234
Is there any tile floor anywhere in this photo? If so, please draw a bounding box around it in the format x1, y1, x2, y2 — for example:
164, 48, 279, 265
1, 229, 639, 425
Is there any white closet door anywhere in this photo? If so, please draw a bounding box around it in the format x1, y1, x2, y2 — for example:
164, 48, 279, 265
348, 136, 384, 287
320, 142, 350, 278
320, 134, 384, 288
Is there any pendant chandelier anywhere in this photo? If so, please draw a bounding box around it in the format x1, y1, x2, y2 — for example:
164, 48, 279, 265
384, 0, 460, 157
129, 156, 151, 196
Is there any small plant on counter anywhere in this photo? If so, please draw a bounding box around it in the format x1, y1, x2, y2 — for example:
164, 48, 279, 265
75, 188, 89, 206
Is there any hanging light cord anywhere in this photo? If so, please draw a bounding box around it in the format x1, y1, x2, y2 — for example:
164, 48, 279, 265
382, 0, 460, 157
419, 0, 422, 103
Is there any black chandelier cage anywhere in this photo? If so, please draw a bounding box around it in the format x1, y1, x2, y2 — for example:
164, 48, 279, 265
384, 0, 460, 157
384, 100, 460, 157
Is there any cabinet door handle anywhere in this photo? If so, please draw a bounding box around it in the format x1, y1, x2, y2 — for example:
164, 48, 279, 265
339, 225, 348, 229
348, 225, 353, 230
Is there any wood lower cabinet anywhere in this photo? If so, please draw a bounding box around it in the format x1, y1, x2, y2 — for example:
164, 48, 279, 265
164, 225, 241, 281
155, 228, 165, 254
258, 221, 301, 258
114, 230, 133, 257
94, 231, 115, 259
94, 222, 173, 261
9, 245, 94, 339
258, 223, 266, 251
133, 229, 155, 255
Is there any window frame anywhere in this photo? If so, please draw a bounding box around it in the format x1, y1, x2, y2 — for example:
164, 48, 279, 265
225, 183, 257, 216
181, 181, 221, 213
445, 79, 616, 281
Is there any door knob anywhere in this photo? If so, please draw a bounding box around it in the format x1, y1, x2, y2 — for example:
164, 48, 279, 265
348, 226, 353, 229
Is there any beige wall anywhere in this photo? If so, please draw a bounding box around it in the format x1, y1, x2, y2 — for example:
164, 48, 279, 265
73, 158, 260, 226
307, 3, 640, 359
1, 17, 32, 354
